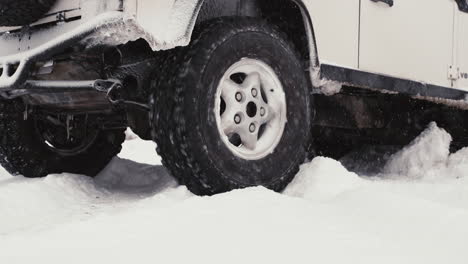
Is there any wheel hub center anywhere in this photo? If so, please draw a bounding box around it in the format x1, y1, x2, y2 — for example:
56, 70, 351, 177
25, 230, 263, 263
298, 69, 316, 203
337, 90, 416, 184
246, 102, 257, 117
214, 58, 287, 160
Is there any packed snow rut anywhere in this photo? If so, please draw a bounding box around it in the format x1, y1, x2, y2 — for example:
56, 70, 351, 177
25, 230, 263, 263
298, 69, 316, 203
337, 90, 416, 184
1, 124, 468, 264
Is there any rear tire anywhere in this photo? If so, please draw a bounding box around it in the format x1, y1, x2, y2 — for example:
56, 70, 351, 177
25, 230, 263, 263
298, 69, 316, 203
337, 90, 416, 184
0, 99, 125, 178
151, 18, 313, 195
0, 0, 57, 27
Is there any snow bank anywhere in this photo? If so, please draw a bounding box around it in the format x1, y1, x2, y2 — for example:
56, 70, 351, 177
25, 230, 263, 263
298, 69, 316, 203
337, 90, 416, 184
0, 137, 169, 236
284, 157, 365, 201
384, 122, 468, 180
1, 127, 468, 264
383, 122, 452, 178
0, 173, 102, 235
1, 163, 467, 264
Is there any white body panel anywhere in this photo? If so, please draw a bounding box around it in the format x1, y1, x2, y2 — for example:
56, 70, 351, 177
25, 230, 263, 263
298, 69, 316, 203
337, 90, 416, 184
0, 0, 202, 57
305, 0, 360, 69
134, 0, 201, 48
359, 0, 455, 88
454, 9, 468, 91
48, 0, 80, 14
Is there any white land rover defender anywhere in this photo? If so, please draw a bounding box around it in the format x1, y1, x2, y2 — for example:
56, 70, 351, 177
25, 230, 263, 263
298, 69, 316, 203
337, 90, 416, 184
1, 0, 468, 195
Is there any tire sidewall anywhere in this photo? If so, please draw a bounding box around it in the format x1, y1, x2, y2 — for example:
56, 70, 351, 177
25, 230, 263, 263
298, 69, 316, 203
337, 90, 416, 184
182, 22, 312, 189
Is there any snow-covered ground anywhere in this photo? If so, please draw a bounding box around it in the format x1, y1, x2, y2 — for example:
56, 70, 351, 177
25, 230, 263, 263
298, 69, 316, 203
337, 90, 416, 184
0, 124, 467, 264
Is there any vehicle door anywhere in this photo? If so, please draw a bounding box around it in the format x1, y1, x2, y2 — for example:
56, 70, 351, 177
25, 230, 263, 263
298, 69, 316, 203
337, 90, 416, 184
359, 0, 455, 88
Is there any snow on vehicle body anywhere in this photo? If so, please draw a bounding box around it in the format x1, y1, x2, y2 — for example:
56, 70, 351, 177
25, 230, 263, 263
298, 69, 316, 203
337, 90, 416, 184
0, 0, 199, 88
0, 0, 468, 195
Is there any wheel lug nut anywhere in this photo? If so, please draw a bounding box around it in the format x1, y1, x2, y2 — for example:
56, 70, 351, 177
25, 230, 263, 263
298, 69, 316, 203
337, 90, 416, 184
235, 92, 243, 102
249, 123, 256, 133
234, 114, 242, 124
260, 107, 266, 116
252, 89, 258, 97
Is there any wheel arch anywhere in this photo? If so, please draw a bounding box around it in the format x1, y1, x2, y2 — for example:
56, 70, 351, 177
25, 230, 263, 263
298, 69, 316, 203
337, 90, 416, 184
191, 0, 319, 69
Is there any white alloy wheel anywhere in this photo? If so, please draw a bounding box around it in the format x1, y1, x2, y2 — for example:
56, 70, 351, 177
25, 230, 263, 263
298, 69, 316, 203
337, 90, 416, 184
214, 58, 287, 160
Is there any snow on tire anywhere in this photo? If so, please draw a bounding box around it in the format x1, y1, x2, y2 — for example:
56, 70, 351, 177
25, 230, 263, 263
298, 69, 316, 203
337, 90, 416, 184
0, 0, 57, 27
151, 18, 313, 195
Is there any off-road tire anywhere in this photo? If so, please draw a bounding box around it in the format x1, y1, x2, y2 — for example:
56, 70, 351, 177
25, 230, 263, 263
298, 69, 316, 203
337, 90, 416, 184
0, 99, 125, 178
151, 18, 313, 195
0, 0, 57, 27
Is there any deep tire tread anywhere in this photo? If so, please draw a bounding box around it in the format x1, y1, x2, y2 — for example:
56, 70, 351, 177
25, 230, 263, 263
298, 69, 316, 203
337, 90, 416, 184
151, 18, 312, 195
